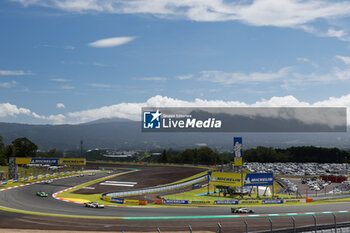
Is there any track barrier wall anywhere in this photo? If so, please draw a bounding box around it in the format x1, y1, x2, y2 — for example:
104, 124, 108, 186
160, 198, 306, 205
0, 170, 83, 185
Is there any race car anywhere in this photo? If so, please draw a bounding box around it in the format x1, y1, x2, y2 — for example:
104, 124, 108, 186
231, 207, 254, 213
45, 179, 53, 184
36, 191, 48, 197
84, 202, 105, 208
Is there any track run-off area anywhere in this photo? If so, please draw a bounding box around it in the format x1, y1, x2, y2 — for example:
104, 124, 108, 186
0, 168, 349, 232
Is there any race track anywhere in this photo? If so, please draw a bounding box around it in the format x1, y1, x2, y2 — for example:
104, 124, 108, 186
0, 171, 349, 232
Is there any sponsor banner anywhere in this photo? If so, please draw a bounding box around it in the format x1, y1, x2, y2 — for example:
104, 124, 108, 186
284, 199, 303, 203
41, 174, 46, 178
123, 199, 140, 205
111, 198, 125, 204
192, 183, 200, 189
239, 200, 262, 204
63, 172, 67, 175
15, 157, 86, 165
13, 179, 18, 183
28, 176, 33, 181
50, 174, 54, 177
7, 179, 13, 184
262, 199, 283, 204
163, 199, 189, 204
57, 172, 61, 176
102, 196, 112, 202
233, 137, 243, 166
19, 177, 24, 182
58, 158, 86, 166
72, 171, 76, 174
214, 200, 239, 205
209, 172, 245, 187
142, 107, 347, 132
33, 175, 38, 179
53, 173, 57, 177
190, 200, 213, 205
23, 177, 28, 181
15, 158, 58, 165
1, 180, 7, 185
46, 173, 50, 177
244, 173, 274, 187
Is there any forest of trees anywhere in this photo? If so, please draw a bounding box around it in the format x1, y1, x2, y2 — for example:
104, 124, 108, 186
0, 136, 41, 166
156, 147, 230, 165
1, 135, 350, 165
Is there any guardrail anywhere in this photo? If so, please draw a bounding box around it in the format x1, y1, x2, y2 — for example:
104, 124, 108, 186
102, 174, 207, 198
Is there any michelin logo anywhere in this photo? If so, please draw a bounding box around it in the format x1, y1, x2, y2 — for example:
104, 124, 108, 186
143, 110, 162, 129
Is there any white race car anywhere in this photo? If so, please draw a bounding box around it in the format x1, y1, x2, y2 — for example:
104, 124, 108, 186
231, 207, 254, 213
45, 179, 53, 184
84, 202, 105, 208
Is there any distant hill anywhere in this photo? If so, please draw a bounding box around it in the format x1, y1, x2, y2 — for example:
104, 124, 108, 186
0, 120, 349, 151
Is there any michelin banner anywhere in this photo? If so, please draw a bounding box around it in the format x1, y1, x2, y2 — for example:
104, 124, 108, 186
209, 172, 245, 187
244, 173, 274, 187
233, 137, 243, 166
15, 158, 86, 165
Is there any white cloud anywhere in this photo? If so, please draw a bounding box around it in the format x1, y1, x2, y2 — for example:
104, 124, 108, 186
51, 78, 70, 82
56, 103, 65, 109
336, 55, 350, 65
0, 103, 32, 117
2, 94, 350, 125
199, 67, 291, 85
43, 94, 350, 125
297, 57, 319, 68
88, 36, 135, 48
64, 45, 76, 50
89, 83, 112, 88
0, 81, 17, 88
12, 0, 350, 40
176, 74, 193, 80
0, 70, 32, 76
61, 85, 75, 89
136, 77, 167, 81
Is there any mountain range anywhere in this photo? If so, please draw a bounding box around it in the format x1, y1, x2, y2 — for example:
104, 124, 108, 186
0, 118, 349, 151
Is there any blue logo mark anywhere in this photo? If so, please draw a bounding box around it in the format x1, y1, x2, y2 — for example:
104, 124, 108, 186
143, 110, 162, 129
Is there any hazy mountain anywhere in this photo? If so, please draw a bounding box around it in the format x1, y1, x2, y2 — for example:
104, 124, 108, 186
0, 120, 349, 151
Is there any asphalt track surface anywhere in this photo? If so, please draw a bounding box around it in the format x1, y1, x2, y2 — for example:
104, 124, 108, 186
0, 172, 349, 232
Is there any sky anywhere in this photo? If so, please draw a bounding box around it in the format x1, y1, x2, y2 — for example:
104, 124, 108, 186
2, 0, 350, 124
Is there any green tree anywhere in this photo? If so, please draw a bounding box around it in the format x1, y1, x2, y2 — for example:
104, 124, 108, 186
45, 149, 56, 157
12, 137, 38, 157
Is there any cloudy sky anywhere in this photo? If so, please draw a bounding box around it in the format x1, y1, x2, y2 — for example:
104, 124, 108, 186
2, 0, 350, 124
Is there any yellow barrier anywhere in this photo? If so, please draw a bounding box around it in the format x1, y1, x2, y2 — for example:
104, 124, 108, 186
103, 196, 112, 202
123, 199, 140, 205
7, 179, 13, 184
284, 199, 302, 203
